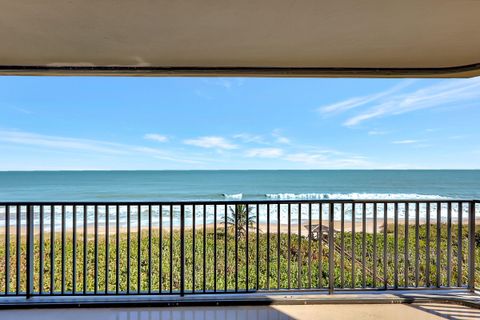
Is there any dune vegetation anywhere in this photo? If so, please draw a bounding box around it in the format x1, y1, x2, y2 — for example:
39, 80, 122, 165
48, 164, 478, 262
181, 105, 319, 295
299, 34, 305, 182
0, 220, 479, 294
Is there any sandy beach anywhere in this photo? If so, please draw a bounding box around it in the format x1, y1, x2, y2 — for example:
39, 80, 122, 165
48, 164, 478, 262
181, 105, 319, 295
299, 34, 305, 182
2, 218, 479, 236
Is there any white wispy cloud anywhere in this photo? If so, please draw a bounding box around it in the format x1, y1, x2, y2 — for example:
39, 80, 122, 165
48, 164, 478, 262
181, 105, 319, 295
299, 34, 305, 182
271, 129, 291, 144
392, 139, 422, 145
0, 130, 200, 164
284, 152, 371, 168
183, 136, 238, 150
318, 80, 414, 115
246, 148, 284, 158
144, 133, 169, 143
343, 78, 480, 126
273, 144, 373, 168
130, 146, 203, 164
275, 136, 290, 144
234, 130, 291, 145
285, 152, 327, 164
233, 133, 266, 144
0, 130, 126, 155
448, 134, 470, 140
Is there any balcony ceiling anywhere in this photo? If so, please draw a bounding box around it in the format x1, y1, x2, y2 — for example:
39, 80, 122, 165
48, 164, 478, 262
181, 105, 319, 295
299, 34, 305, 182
1, 1, 480, 77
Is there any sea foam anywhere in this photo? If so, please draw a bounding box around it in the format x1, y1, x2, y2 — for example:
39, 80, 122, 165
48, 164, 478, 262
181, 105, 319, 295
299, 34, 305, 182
0, 193, 465, 228
223, 193, 243, 199
265, 192, 447, 200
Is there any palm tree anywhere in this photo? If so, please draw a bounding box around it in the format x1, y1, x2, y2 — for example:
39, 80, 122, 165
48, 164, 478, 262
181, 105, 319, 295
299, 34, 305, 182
223, 204, 257, 238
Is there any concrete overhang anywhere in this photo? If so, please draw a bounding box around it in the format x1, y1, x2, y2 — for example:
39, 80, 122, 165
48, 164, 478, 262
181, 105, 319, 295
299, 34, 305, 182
1, 1, 480, 77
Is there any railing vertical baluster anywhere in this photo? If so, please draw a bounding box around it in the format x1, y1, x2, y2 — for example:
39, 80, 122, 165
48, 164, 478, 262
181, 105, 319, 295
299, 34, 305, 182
426, 202, 431, 287
447, 202, 452, 287
148, 205, 152, 294
61, 205, 66, 294
383, 203, 388, 289
319, 204, 323, 289
159, 205, 163, 293
50, 205, 55, 295
372, 203, 377, 288
436, 202, 441, 288
5, 206, 10, 295
72, 205, 77, 294
415, 203, 420, 287
266, 203, 270, 290
362, 202, 366, 288
277, 203, 281, 290
256, 204, 260, 290
224, 204, 227, 292
116, 205, 120, 294
351, 203, 355, 288
287, 204, 291, 289
5, 205, 10, 295
106, 205, 110, 294
193, 205, 196, 293
298, 203, 301, 289
83, 205, 87, 294
94, 205, 98, 294
246, 204, 250, 291
340, 203, 345, 289
468, 201, 475, 291
137, 205, 141, 294
223, 205, 228, 292
234, 204, 238, 292
328, 203, 334, 294
214, 205, 217, 293
169, 205, 173, 293
127, 205, 131, 294
203, 204, 206, 293
26, 205, 33, 298
39, 206, 44, 295
16, 205, 21, 295
405, 203, 409, 288
180, 205, 185, 297
308, 203, 312, 289
457, 202, 463, 287
393, 203, 398, 289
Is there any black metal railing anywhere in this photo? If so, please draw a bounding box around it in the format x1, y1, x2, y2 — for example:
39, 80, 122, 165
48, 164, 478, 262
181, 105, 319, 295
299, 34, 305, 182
0, 200, 478, 298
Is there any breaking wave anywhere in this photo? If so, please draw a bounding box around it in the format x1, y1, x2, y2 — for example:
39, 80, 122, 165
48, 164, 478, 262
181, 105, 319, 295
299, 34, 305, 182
223, 193, 243, 199
265, 193, 447, 200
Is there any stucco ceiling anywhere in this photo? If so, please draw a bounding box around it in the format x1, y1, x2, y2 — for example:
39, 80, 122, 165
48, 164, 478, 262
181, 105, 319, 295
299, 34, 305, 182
1, 1, 480, 77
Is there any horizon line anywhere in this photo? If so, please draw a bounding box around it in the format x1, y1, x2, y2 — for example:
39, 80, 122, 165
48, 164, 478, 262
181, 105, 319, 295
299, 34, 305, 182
1, 168, 479, 172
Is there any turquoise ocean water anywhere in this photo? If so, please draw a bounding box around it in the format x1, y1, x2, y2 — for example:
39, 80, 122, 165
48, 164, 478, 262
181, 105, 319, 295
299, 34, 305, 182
0, 170, 479, 201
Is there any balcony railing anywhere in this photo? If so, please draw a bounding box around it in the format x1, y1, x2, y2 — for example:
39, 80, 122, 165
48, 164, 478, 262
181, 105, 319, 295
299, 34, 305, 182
0, 200, 478, 299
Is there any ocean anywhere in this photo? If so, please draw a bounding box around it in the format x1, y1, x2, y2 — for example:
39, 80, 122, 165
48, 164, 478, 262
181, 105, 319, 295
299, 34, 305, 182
0, 170, 478, 226
0, 170, 479, 201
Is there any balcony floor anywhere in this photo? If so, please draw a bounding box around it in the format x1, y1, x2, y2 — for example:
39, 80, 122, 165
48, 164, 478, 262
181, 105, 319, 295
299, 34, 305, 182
0, 290, 479, 319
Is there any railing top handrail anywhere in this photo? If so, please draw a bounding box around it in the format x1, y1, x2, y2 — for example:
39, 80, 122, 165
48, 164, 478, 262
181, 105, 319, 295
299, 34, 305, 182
0, 199, 478, 206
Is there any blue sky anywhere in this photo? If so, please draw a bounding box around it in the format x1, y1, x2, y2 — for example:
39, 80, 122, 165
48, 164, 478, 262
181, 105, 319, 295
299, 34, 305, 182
0, 76, 479, 170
